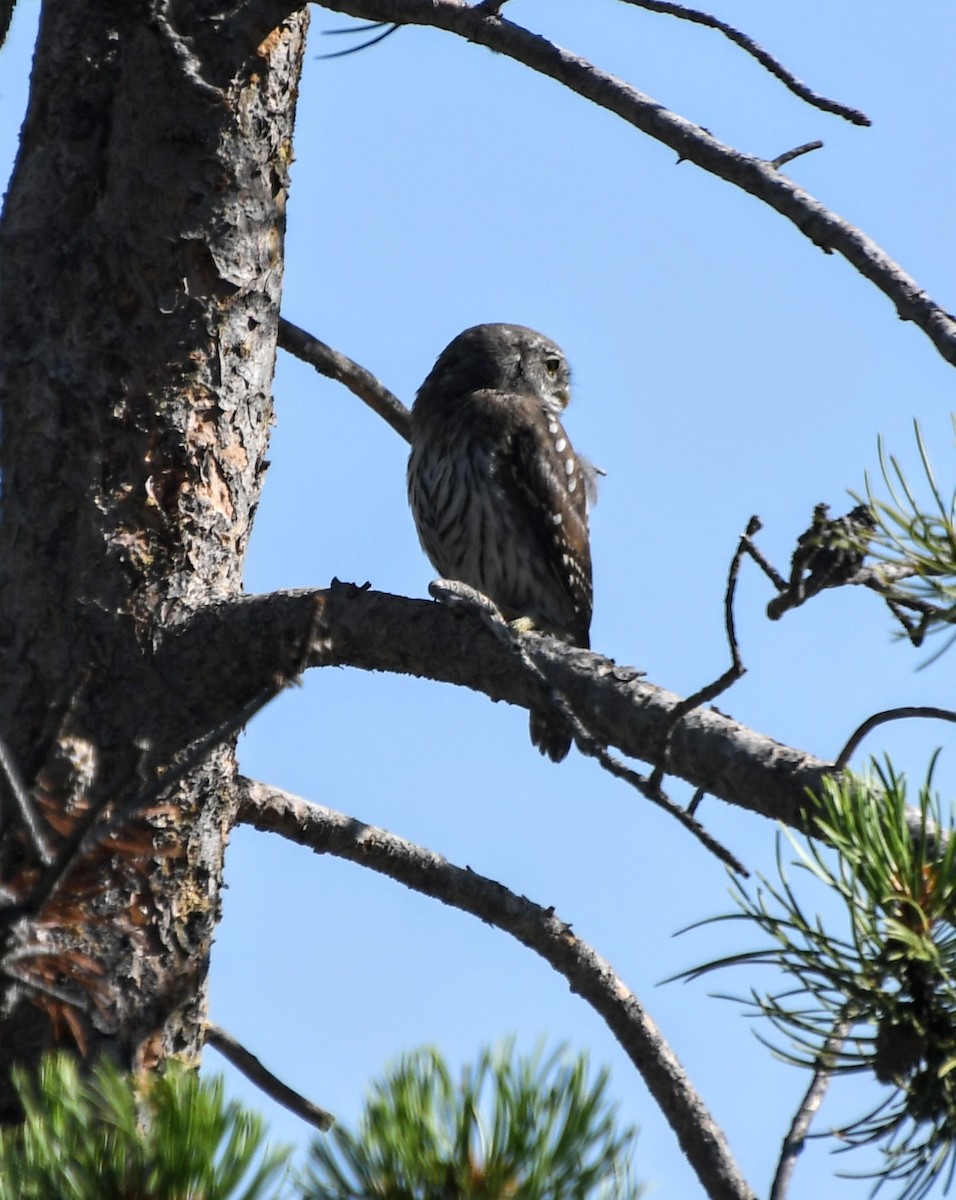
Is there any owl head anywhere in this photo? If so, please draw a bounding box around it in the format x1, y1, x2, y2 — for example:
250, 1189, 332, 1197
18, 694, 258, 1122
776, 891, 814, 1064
420, 323, 571, 415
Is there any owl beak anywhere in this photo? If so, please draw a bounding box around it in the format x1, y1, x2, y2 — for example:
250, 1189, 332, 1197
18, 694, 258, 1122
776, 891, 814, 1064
554, 385, 570, 410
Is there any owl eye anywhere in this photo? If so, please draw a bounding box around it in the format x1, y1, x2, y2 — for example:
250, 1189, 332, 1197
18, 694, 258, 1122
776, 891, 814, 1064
543, 356, 562, 378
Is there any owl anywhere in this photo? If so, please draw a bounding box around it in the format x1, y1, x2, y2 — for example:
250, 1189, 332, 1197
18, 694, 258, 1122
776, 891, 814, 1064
407, 323, 593, 762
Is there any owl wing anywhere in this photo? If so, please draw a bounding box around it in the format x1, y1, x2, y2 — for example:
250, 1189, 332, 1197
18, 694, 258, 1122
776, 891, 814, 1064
499, 397, 593, 648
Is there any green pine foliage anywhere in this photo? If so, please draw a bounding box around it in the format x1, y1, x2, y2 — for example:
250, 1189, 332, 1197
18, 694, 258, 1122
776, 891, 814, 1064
0, 1052, 292, 1200
682, 759, 956, 1200
0, 1045, 638, 1200
300, 1043, 643, 1200
866, 420, 956, 626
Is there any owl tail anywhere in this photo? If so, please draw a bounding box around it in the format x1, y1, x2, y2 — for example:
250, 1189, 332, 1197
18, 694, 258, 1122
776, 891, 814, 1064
529, 708, 573, 763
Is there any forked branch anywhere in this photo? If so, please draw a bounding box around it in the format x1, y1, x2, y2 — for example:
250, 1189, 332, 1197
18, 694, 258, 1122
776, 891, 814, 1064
429, 578, 746, 873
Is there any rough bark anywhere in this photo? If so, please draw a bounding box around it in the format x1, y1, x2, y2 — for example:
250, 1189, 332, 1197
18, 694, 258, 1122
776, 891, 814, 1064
0, 0, 307, 1114
188, 583, 824, 827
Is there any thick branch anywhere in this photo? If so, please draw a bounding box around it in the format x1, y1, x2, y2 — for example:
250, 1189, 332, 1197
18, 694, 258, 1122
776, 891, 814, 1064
176, 585, 826, 829
150, 591, 323, 750
284, 0, 956, 368
237, 778, 757, 1200
428, 578, 746, 873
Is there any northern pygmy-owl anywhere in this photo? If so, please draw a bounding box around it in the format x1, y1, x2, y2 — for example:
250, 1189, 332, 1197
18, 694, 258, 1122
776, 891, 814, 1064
407, 323, 593, 762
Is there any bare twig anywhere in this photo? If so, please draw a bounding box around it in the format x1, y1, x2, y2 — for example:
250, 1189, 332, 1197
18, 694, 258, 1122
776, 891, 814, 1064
886, 598, 934, 648
914, 625, 956, 663
278, 317, 411, 440
647, 518, 754, 796
834, 706, 956, 772
318, 20, 399, 58
855, 561, 948, 646
771, 140, 823, 170
429, 579, 746, 874
0, 735, 54, 865
687, 787, 706, 816
861, 562, 952, 647
304, 0, 956, 368
740, 518, 788, 591
237, 778, 758, 1200
723, 520, 758, 676
205, 1022, 335, 1131
616, 2, 868, 125
770, 1017, 852, 1200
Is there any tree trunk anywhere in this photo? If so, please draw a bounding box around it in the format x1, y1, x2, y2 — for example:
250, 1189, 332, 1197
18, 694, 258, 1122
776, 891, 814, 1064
0, 0, 307, 1116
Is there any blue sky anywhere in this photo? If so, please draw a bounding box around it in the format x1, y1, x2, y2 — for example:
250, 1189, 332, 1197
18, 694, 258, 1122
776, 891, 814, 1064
4, 3, 956, 1196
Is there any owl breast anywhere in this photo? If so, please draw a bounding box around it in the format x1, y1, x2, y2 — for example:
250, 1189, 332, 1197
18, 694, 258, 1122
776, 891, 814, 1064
407, 391, 591, 647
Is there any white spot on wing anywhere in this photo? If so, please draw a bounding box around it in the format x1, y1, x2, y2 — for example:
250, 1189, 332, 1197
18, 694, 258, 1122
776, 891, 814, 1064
554, 437, 567, 453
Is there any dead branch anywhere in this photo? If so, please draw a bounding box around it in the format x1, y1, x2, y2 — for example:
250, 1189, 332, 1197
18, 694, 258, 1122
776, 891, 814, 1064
268, 0, 956, 367
647, 517, 754, 796
171, 584, 827, 830
237, 777, 758, 1200
834, 706, 956, 773
616, 3, 867, 124
769, 1016, 852, 1200
429, 579, 746, 873
205, 1022, 335, 1131
770, 140, 823, 170
278, 317, 411, 440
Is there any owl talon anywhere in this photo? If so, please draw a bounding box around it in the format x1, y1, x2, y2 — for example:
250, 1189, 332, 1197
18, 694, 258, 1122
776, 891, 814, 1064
429, 578, 500, 617
508, 616, 539, 635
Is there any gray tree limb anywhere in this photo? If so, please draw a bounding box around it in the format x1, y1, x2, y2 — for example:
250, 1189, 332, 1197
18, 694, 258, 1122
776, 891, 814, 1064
244, 0, 956, 368
169, 585, 826, 830
237, 776, 758, 1200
